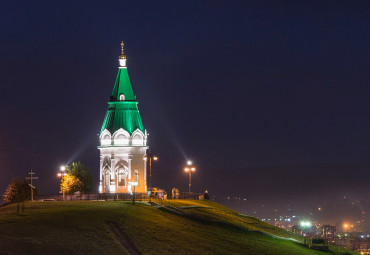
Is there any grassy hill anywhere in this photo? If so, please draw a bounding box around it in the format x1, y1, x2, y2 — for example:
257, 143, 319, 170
0, 200, 357, 255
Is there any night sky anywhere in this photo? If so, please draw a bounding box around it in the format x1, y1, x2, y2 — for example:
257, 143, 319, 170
1, 1, 369, 221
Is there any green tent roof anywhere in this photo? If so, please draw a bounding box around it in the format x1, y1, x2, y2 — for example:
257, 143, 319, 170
111, 68, 136, 101
100, 68, 144, 135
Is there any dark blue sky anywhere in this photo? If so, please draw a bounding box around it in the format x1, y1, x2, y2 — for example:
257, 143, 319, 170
0, 1, 369, 208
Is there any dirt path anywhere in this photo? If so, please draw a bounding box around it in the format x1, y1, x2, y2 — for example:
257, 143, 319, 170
106, 221, 142, 255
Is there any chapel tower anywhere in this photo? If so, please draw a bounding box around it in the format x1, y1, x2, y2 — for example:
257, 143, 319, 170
98, 42, 148, 193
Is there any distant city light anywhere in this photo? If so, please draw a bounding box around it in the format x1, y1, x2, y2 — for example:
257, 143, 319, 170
300, 221, 312, 227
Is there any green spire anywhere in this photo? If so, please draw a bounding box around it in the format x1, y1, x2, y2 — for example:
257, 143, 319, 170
100, 42, 145, 135
111, 68, 136, 101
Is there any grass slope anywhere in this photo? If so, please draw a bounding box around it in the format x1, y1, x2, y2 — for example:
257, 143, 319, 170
0, 200, 357, 255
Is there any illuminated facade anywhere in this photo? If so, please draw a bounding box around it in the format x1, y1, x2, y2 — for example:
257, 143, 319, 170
98, 42, 148, 193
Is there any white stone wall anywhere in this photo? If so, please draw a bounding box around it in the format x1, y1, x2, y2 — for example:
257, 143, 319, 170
98, 128, 148, 193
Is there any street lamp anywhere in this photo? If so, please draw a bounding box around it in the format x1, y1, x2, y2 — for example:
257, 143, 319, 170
129, 181, 138, 205
343, 223, 349, 235
143, 153, 158, 191
300, 221, 312, 244
184, 161, 196, 194
57, 165, 67, 178
57, 165, 67, 200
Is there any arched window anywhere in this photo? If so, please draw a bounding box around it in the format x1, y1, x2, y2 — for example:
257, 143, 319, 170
118, 170, 126, 186
120, 94, 125, 101
103, 169, 110, 188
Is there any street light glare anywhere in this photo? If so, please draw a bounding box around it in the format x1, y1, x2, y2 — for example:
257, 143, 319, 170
300, 221, 312, 227
143, 156, 148, 161
153, 156, 158, 161
184, 167, 189, 172
187, 160, 192, 166
191, 167, 196, 171
60, 166, 66, 171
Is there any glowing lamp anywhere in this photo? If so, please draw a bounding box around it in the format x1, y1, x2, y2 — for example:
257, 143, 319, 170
60, 166, 66, 171
300, 221, 312, 228
187, 161, 192, 166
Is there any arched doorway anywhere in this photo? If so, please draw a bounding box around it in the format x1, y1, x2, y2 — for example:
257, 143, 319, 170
115, 165, 129, 192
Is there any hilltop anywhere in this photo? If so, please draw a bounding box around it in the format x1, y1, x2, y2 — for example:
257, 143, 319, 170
0, 200, 356, 255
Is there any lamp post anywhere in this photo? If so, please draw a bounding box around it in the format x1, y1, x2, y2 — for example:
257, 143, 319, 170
143, 153, 158, 192
300, 221, 312, 245
184, 161, 196, 194
57, 165, 67, 200
129, 181, 138, 205
343, 223, 349, 236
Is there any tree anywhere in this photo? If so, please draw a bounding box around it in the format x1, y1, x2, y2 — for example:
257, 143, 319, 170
3, 178, 39, 203
60, 162, 93, 194
60, 174, 82, 195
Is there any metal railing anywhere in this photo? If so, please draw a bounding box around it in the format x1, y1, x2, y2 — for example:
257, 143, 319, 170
34, 192, 209, 201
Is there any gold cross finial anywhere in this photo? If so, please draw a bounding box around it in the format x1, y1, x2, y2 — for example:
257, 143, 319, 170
119, 41, 126, 59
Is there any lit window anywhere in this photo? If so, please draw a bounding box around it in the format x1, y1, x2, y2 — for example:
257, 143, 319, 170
120, 94, 125, 101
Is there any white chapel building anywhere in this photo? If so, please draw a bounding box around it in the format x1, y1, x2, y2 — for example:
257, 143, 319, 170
98, 42, 148, 193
